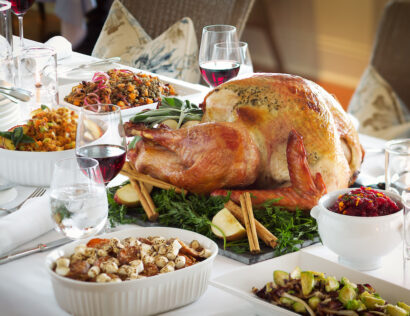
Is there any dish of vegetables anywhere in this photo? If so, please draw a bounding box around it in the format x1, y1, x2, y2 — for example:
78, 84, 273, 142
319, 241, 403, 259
64, 69, 176, 109
253, 267, 410, 315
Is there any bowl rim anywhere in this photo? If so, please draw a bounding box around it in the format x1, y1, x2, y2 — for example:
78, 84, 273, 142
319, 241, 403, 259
45, 226, 218, 288
0, 147, 75, 155
315, 187, 403, 221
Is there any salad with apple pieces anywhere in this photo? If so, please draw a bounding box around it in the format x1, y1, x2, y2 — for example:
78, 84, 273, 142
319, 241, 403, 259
253, 267, 410, 316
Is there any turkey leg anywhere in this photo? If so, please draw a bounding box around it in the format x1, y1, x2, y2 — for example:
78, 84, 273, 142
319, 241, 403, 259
212, 129, 327, 210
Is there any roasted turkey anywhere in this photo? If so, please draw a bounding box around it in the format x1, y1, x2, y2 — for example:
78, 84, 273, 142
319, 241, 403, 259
126, 73, 364, 210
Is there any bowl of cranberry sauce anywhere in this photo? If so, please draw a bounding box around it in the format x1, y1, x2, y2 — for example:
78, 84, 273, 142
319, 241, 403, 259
329, 187, 400, 217
311, 187, 403, 271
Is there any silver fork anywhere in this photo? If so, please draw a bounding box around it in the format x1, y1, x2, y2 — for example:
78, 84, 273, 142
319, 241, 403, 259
0, 187, 47, 214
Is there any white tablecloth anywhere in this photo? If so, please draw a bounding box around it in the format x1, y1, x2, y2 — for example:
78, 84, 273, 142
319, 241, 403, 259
0, 46, 406, 316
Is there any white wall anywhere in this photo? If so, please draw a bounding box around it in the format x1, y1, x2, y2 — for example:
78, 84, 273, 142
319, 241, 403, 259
243, 0, 389, 88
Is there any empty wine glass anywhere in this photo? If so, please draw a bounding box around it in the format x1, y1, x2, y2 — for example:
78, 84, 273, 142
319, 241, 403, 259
76, 104, 127, 186
9, 0, 35, 50
199, 25, 240, 87
50, 157, 108, 240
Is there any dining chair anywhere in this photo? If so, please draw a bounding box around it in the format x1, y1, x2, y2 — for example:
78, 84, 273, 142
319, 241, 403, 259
119, 0, 255, 41
348, 0, 410, 139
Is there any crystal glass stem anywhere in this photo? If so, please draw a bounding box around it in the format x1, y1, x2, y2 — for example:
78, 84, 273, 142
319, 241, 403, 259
18, 15, 24, 49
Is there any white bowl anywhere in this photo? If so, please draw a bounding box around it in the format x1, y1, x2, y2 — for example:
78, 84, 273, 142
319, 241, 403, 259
0, 148, 75, 186
311, 188, 403, 271
46, 227, 218, 316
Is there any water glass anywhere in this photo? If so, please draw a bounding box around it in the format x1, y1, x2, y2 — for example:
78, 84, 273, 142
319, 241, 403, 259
385, 139, 410, 260
49, 157, 108, 240
0, 1, 14, 90
385, 139, 410, 195
403, 189, 410, 260
0, 0, 13, 59
14, 47, 58, 118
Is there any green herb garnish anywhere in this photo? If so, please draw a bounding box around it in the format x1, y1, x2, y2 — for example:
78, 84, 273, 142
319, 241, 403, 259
130, 97, 203, 127
107, 184, 319, 256
0, 126, 34, 148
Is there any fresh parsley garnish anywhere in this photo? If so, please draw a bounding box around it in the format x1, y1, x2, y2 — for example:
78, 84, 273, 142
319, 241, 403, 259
107, 185, 319, 256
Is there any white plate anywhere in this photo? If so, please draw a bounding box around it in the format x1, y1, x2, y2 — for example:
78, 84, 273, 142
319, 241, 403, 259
58, 68, 209, 118
46, 226, 218, 316
211, 250, 410, 316
59, 83, 158, 118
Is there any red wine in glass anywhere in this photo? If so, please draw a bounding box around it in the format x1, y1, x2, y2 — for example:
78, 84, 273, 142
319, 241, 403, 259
76, 144, 126, 185
200, 60, 240, 87
10, 0, 35, 15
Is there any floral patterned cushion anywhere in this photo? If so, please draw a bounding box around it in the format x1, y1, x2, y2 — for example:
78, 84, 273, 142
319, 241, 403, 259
92, 0, 200, 83
348, 65, 410, 139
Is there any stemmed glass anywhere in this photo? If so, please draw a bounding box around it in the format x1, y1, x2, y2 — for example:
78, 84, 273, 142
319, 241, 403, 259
50, 157, 108, 240
214, 41, 253, 76
199, 25, 240, 87
75, 104, 127, 186
8, 0, 35, 50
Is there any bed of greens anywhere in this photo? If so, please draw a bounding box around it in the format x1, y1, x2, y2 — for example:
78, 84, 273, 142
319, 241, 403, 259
107, 183, 319, 257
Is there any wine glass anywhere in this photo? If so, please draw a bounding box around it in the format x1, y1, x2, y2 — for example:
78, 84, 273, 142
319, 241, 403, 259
9, 0, 35, 50
199, 25, 240, 87
214, 41, 253, 76
50, 157, 108, 239
75, 104, 127, 186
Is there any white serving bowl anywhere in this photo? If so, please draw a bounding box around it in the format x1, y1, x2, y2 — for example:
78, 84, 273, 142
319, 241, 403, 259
311, 188, 403, 271
0, 148, 75, 186
46, 227, 218, 316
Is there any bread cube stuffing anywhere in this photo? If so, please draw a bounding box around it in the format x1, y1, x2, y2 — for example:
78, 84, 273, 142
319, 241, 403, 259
53, 235, 211, 283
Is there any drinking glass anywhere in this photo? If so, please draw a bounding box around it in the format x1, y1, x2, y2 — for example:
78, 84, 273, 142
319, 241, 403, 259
385, 138, 410, 195
0, 0, 13, 59
199, 25, 240, 87
76, 104, 127, 186
403, 188, 410, 260
14, 47, 58, 118
385, 139, 410, 261
50, 157, 108, 240
0, 0, 15, 101
9, 0, 35, 50
214, 41, 253, 76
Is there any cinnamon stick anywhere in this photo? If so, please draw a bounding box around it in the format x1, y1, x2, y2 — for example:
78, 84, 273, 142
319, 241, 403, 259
245, 192, 260, 253
225, 200, 278, 248
240, 194, 259, 253
120, 162, 184, 193
139, 180, 157, 220
129, 179, 158, 222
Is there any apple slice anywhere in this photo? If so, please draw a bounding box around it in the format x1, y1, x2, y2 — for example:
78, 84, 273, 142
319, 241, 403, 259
114, 183, 153, 207
211, 208, 246, 241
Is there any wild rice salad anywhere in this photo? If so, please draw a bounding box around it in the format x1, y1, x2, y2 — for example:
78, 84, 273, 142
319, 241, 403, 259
64, 69, 176, 109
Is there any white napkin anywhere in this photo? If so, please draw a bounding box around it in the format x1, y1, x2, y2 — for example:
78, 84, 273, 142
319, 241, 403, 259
0, 195, 54, 256
45, 36, 73, 60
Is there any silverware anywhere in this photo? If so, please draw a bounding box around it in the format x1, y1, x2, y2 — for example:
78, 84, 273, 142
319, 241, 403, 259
62, 57, 121, 73
0, 187, 47, 213
0, 91, 19, 103
0, 87, 31, 102
0, 237, 71, 265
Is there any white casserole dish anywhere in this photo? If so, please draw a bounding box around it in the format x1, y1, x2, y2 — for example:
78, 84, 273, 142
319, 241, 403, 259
45, 227, 218, 316
0, 148, 75, 186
